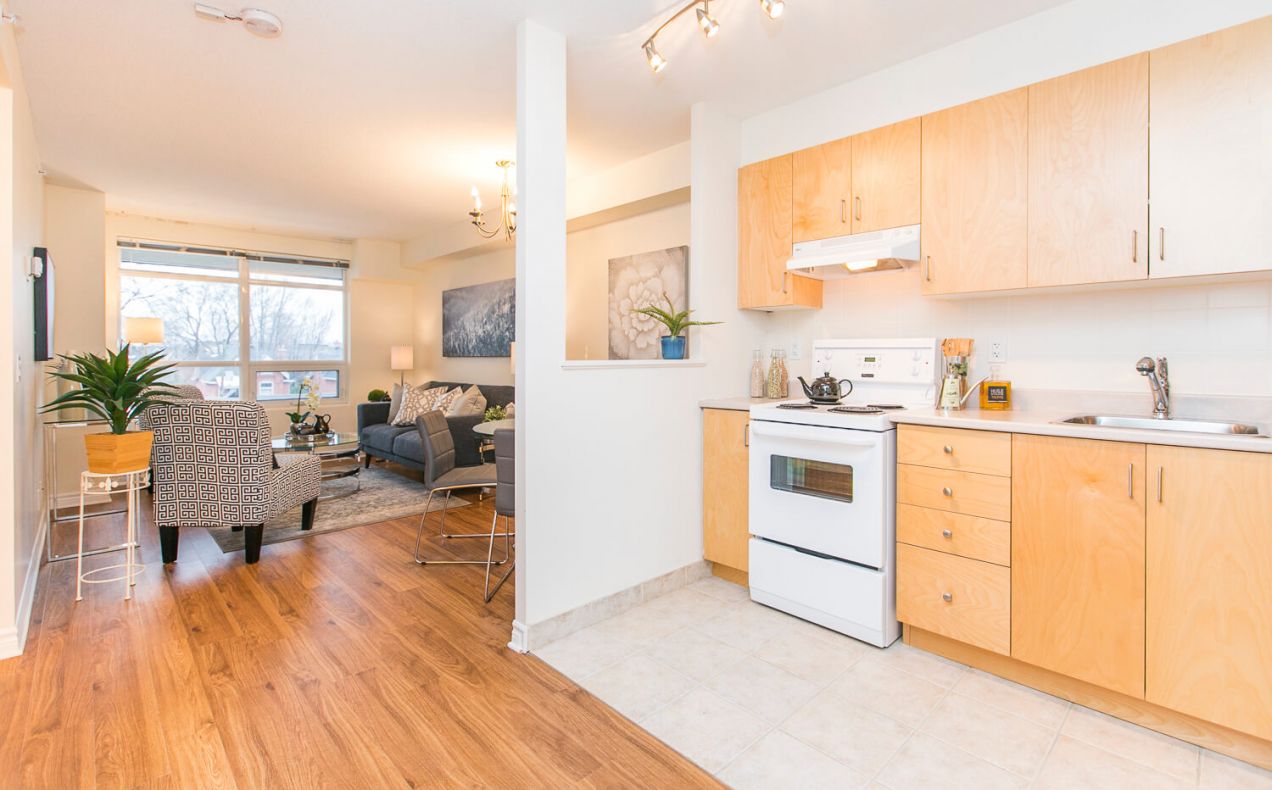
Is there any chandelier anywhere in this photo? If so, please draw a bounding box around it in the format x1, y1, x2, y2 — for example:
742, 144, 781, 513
642, 0, 786, 74
469, 160, 517, 240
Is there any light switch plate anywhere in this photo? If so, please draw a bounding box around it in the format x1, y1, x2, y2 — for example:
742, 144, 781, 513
789, 339, 803, 361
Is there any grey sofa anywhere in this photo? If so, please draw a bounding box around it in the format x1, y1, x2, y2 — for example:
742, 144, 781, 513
357, 381, 514, 470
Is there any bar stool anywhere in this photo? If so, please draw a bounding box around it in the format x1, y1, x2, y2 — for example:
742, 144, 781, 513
76, 467, 149, 601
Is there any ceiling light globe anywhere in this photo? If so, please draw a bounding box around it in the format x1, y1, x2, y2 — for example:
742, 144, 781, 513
696, 7, 719, 38
643, 41, 668, 73
761, 0, 785, 20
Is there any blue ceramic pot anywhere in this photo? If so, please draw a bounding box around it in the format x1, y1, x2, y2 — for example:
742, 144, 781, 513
660, 335, 686, 360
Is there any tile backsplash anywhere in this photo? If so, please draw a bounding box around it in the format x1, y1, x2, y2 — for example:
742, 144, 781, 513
769, 269, 1272, 397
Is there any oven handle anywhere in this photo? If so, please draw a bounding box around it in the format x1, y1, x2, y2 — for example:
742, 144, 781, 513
749, 420, 884, 447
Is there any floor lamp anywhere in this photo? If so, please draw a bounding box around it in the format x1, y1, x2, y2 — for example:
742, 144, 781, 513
391, 345, 414, 387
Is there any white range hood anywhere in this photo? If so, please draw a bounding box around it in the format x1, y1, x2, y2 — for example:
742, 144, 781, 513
786, 224, 920, 279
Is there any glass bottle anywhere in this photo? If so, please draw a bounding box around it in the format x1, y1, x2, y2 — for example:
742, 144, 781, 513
749, 349, 766, 398
777, 348, 790, 398
766, 349, 781, 399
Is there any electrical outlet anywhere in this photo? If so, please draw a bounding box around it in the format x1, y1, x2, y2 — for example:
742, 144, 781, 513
789, 339, 803, 361
989, 341, 1007, 363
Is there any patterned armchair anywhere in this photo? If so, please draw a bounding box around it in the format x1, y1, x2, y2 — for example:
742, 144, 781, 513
136, 384, 204, 430
147, 401, 321, 564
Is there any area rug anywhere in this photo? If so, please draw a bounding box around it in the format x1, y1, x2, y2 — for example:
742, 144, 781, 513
208, 465, 473, 553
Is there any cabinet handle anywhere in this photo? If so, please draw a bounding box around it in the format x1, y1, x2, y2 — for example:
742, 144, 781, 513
1132, 230, 1138, 263
854, 196, 862, 221
942, 592, 953, 603
743, 422, 749, 448
942, 486, 953, 497
1156, 466, 1163, 503
943, 445, 953, 454
840, 199, 847, 224
1127, 462, 1134, 498
1159, 228, 1165, 261
941, 529, 953, 539
924, 255, 932, 282
781, 271, 788, 295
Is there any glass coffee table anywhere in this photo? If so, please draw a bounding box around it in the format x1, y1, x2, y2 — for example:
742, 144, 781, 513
271, 431, 364, 500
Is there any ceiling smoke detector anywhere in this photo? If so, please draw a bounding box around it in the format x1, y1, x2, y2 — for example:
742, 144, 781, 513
194, 4, 283, 38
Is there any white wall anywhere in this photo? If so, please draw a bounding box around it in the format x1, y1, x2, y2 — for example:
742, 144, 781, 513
565, 200, 690, 360
0, 20, 46, 658
746, 0, 1272, 399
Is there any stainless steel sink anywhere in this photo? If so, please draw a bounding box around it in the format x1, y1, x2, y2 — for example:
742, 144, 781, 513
1058, 415, 1265, 436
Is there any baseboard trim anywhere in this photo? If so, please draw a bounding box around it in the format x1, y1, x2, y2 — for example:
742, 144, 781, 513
507, 620, 530, 654
906, 625, 1272, 772
526, 559, 712, 651
0, 512, 49, 659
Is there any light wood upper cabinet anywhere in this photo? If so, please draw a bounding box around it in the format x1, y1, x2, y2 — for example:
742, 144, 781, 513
738, 155, 823, 310
851, 118, 921, 234
793, 138, 852, 243
703, 409, 750, 573
920, 88, 1029, 295
1149, 17, 1272, 279
1146, 445, 1272, 741
1028, 54, 1149, 287
1011, 435, 1146, 698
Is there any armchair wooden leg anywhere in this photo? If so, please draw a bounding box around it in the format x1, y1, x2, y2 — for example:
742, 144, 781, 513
231, 525, 244, 532
363, 453, 372, 469
244, 524, 264, 564
301, 498, 318, 531
160, 526, 179, 563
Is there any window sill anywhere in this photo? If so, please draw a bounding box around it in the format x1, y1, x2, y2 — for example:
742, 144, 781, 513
561, 359, 707, 370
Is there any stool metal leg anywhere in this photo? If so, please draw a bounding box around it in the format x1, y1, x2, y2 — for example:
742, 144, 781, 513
75, 484, 86, 602
484, 514, 514, 603
415, 485, 509, 568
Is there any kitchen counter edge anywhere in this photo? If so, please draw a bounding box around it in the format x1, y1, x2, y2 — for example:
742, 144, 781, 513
700, 397, 781, 412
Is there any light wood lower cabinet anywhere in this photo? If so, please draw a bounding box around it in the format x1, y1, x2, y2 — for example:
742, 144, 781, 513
1010, 435, 1146, 698
897, 543, 1010, 656
897, 464, 1011, 522
702, 408, 750, 574
1146, 445, 1272, 741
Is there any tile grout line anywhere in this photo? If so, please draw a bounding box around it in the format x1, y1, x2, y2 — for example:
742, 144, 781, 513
865, 666, 962, 789
1026, 701, 1072, 789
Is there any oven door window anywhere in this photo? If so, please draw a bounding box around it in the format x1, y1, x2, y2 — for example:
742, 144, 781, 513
770, 455, 853, 503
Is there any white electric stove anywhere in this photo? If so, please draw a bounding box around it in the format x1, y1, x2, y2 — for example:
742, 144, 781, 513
747, 338, 938, 647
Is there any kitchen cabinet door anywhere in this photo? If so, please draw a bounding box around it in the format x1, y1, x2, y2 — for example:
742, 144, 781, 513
792, 137, 852, 243
1149, 17, 1272, 278
920, 88, 1029, 294
1028, 54, 1149, 287
1011, 434, 1146, 698
702, 409, 750, 574
1147, 445, 1272, 741
851, 118, 920, 234
738, 155, 822, 310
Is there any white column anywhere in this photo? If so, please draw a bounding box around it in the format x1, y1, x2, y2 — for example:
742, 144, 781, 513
511, 19, 567, 650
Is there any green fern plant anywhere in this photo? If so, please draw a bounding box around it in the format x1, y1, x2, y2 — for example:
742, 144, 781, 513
42, 348, 179, 434
631, 293, 722, 337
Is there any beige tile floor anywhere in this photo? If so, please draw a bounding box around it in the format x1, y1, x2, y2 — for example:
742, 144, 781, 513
534, 576, 1272, 790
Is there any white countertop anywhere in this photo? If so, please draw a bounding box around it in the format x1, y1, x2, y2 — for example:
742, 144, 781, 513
700, 396, 782, 411
890, 407, 1272, 454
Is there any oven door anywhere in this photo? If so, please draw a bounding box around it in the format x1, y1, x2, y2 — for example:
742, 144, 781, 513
748, 418, 893, 568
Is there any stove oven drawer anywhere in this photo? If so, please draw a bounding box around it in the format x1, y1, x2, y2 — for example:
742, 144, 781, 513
897, 543, 1010, 655
897, 464, 1011, 522
897, 425, 1011, 477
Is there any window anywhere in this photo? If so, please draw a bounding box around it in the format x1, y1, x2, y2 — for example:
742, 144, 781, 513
118, 242, 349, 401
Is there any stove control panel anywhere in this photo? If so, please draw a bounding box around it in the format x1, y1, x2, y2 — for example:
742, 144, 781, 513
812, 339, 938, 386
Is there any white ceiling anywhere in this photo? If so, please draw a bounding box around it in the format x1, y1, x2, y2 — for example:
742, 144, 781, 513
14, 0, 1069, 242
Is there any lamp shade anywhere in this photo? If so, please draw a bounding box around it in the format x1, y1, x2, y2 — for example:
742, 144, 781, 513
124, 317, 164, 345
390, 345, 414, 371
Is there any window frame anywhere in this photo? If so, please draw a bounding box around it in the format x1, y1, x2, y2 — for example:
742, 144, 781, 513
117, 243, 351, 405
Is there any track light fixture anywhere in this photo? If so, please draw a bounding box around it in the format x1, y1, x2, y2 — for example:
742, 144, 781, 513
641, 0, 785, 74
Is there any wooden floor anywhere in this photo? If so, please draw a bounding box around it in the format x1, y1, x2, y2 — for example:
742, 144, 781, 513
0, 468, 720, 789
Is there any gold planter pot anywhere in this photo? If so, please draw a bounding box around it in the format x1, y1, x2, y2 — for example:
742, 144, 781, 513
83, 431, 154, 475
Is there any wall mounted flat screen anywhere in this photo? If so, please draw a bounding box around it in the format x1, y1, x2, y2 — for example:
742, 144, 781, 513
33, 246, 54, 361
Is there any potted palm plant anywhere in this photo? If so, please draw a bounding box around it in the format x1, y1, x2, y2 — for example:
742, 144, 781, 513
631, 293, 721, 360
42, 348, 178, 474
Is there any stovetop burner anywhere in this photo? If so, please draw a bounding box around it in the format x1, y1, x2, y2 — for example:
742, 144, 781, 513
828, 405, 885, 415
867, 403, 906, 411
776, 402, 818, 410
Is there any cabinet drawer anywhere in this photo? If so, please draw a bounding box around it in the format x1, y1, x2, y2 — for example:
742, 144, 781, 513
897, 543, 1011, 655
898, 425, 1012, 476
898, 464, 1011, 521
897, 504, 1010, 567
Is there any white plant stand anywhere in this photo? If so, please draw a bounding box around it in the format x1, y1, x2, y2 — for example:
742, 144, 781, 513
76, 468, 150, 602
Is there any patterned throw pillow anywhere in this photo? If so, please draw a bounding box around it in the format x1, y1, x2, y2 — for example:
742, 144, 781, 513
386, 383, 406, 424
446, 385, 487, 417
393, 385, 446, 426
434, 387, 464, 415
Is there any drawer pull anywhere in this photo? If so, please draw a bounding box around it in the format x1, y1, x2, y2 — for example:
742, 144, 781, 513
941, 529, 953, 539
942, 592, 953, 603
942, 487, 953, 497
942, 445, 954, 454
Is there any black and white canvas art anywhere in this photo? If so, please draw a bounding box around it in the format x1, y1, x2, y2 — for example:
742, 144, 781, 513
607, 245, 688, 360
442, 278, 515, 357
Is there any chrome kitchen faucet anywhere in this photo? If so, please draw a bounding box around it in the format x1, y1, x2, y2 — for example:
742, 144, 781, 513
1136, 356, 1171, 419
